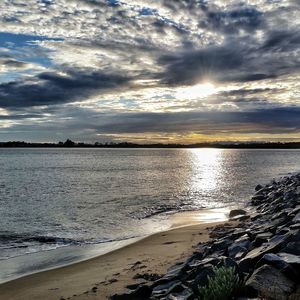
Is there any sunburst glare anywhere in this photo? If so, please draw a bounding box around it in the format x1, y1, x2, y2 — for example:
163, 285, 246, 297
177, 82, 216, 100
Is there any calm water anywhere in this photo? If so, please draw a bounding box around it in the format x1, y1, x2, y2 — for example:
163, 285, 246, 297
0, 148, 299, 261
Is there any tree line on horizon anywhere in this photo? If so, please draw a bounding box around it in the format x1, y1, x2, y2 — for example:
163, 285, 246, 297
0, 139, 300, 149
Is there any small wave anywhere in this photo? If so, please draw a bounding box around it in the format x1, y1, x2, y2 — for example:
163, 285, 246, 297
132, 202, 206, 219
0, 231, 143, 261
0, 232, 81, 246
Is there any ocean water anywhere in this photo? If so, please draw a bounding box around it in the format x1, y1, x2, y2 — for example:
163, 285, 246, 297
0, 148, 299, 265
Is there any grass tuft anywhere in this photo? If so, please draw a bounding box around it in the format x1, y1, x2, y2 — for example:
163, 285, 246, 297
198, 266, 241, 300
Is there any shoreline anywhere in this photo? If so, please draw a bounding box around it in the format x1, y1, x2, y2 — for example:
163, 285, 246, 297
112, 172, 300, 300
0, 209, 229, 300
0, 208, 229, 285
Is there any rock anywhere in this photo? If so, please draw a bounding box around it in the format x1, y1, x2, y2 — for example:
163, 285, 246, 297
188, 257, 219, 269
191, 265, 214, 295
276, 252, 300, 274
210, 239, 230, 252
289, 230, 300, 242
281, 242, 300, 255
163, 263, 187, 281
255, 184, 263, 191
251, 194, 266, 205
250, 213, 262, 222
253, 232, 273, 246
235, 249, 248, 260
245, 265, 294, 299
184, 262, 215, 282
230, 215, 250, 222
167, 288, 194, 300
290, 223, 300, 230
229, 209, 247, 218
217, 256, 238, 269
228, 245, 248, 259
235, 235, 251, 248
239, 232, 293, 273
256, 253, 290, 271
292, 212, 300, 223
152, 280, 183, 298
126, 282, 147, 290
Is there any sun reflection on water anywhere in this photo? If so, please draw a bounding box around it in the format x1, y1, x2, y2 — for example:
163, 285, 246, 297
188, 148, 224, 206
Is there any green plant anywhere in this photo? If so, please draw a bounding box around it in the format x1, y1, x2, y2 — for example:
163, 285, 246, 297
198, 266, 241, 300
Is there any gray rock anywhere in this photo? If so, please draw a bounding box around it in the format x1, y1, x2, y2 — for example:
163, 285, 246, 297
126, 282, 147, 290
255, 184, 263, 191
163, 263, 186, 280
277, 252, 300, 270
253, 232, 273, 246
239, 232, 292, 273
235, 249, 248, 260
191, 265, 214, 295
288, 206, 300, 216
229, 209, 247, 218
234, 235, 251, 247
152, 280, 182, 297
167, 288, 194, 300
245, 265, 294, 300
290, 223, 300, 230
188, 257, 219, 269
289, 230, 300, 242
281, 242, 300, 255
228, 245, 248, 259
251, 194, 266, 205
230, 215, 250, 222
292, 212, 300, 223
217, 256, 238, 269
210, 239, 230, 252
256, 253, 290, 271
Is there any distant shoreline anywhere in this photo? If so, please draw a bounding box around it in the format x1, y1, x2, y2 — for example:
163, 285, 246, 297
0, 140, 300, 149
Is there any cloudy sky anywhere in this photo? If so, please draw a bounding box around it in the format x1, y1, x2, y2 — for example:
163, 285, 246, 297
0, 0, 299, 143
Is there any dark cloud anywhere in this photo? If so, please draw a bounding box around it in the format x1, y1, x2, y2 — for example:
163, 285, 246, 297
200, 5, 264, 34
2, 58, 28, 68
0, 68, 131, 108
218, 88, 276, 97
85, 107, 300, 135
157, 43, 247, 85
261, 30, 300, 51
0, 113, 43, 120
157, 27, 300, 85
2, 106, 299, 142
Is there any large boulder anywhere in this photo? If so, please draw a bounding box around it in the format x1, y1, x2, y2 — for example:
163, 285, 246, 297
229, 209, 247, 218
245, 265, 294, 300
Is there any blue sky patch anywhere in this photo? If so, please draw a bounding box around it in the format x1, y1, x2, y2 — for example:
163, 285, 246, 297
0, 32, 63, 48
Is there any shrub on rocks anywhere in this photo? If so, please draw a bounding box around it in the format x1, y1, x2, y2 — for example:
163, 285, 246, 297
197, 266, 241, 300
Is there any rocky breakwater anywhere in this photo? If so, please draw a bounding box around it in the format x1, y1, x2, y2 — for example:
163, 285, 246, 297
111, 173, 300, 300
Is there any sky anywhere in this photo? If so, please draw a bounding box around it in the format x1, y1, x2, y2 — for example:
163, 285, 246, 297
0, 0, 299, 143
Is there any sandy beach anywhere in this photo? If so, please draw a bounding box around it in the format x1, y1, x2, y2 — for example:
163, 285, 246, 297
0, 211, 228, 300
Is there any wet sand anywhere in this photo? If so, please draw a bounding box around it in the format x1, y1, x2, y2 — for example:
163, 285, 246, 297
0, 210, 228, 300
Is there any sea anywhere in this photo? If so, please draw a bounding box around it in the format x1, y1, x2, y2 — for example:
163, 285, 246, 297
0, 148, 299, 282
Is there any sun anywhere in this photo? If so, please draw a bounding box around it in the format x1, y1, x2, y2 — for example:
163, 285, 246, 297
177, 82, 216, 100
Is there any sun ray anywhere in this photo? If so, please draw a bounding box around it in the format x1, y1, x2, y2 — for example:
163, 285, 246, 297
176, 82, 216, 100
